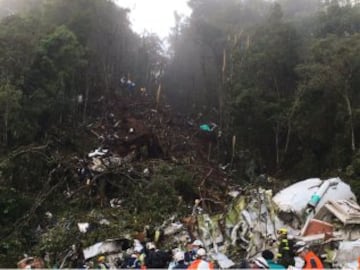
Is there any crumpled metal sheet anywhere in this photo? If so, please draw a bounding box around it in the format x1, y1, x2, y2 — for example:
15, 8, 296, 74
83, 238, 131, 260
210, 252, 235, 268
273, 178, 356, 224
333, 240, 360, 267
197, 188, 284, 258
322, 200, 360, 225
197, 213, 224, 251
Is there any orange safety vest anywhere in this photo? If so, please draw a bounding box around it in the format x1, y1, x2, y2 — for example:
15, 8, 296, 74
187, 259, 214, 270
303, 251, 324, 269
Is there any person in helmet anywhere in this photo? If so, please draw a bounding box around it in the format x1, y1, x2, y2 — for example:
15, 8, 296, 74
123, 247, 143, 269
192, 240, 204, 249
187, 248, 213, 270
185, 239, 204, 264
144, 242, 169, 268
293, 241, 324, 269
250, 257, 269, 269
262, 250, 285, 269
97, 256, 109, 269
276, 228, 295, 267
173, 251, 187, 269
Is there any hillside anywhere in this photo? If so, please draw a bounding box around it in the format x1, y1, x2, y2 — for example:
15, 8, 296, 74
0, 88, 237, 267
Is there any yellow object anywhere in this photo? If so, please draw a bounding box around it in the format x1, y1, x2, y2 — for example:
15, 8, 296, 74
98, 256, 105, 262
277, 228, 288, 235
154, 229, 161, 243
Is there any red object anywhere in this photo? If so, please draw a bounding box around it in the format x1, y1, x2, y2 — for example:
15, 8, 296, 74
303, 251, 324, 269
17, 257, 45, 269
188, 259, 214, 270
302, 219, 333, 236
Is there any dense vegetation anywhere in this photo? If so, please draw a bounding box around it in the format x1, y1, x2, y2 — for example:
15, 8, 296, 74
0, 0, 169, 266
165, 0, 360, 186
0, 0, 359, 267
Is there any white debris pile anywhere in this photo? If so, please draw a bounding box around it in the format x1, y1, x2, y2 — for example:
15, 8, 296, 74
74, 177, 360, 269
273, 178, 356, 227
192, 177, 360, 268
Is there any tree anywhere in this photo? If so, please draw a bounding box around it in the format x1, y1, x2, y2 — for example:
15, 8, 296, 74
24, 25, 86, 132
231, 3, 299, 171
315, 3, 360, 37
0, 81, 22, 146
135, 33, 166, 90
296, 34, 360, 157
166, 0, 271, 126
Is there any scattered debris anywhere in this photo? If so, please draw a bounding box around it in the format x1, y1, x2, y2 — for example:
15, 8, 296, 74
17, 257, 45, 269
211, 252, 235, 268
333, 240, 360, 268
77, 222, 90, 233
301, 219, 333, 237
20, 87, 360, 268
99, 219, 111, 225
273, 177, 355, 227
110, 198, 122, 208
315, 199, 360, 225
83, 238, 131, 260
88, 148, 109, 158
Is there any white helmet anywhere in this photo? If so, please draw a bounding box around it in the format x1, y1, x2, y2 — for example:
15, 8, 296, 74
253, 257, 269, 269
294, 241, 307, 254
174, 251, 185, 262
146, 242, 156, 250
196, 248, 206, 257
134, 246, 143, 253
192, 240, 203, 247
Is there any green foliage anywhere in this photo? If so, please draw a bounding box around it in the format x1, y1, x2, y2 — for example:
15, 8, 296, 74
0, 0, 169, 266
345, 151, 360, 199
0, 81, 22, 145
294, 34, 360, 168
0, 15, 42, 85
0, 187, 33, 267
124, 164, 195, 224
0, 187, 31, 225
0, 0, 360, 266
33, 209, 132, 262
230, 3, 299, 170
315, 3, 360, 37
25, 25, 86, 127
165, 0, 271, 113
166, 0, 360, 184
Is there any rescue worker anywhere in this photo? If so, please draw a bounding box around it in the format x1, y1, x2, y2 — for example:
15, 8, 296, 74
293, 241, 324, 269
145, 242, 169, 268
187, 248, 214, 270
123, 247, 143, 269
184, 240, 194, 264
262, 250, 285, 269
250, 257, 269, 269
276, 228, 295, 267
185, 239, 203, 263
97, 256, 109, 269
173, 251, 187, 269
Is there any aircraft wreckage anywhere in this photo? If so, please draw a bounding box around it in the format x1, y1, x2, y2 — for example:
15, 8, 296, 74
18, 177, 360, 269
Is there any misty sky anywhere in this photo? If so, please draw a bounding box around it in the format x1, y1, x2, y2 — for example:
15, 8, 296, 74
116, 0, 191, 38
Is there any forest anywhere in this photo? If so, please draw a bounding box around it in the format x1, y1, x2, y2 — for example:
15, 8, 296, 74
0, 0, 360, 267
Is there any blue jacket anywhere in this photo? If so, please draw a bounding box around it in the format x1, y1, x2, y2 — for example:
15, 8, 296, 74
266, 259, 286, 269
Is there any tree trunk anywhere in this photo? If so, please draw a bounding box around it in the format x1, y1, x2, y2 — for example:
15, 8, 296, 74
275, 122, 280, 168
83, 75, 90, 123
344, 92, 355, 152
3, 99, 8, 146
